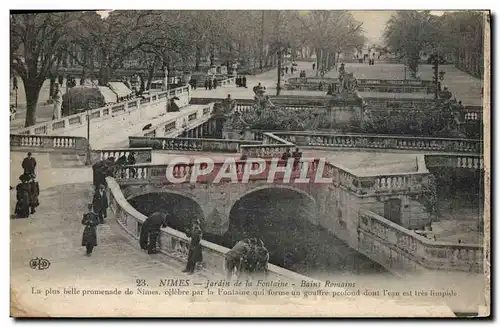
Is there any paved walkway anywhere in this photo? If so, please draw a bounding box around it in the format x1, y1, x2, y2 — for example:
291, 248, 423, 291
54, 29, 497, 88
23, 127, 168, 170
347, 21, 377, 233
10, 150, 224, 316
53, 104, 210, 148
10, 150, 460, 317
323, 62, 483, 107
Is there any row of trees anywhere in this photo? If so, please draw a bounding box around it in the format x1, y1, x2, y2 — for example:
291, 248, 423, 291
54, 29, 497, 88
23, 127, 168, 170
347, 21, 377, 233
383, 11, 487, 76
11, 10, 366, 127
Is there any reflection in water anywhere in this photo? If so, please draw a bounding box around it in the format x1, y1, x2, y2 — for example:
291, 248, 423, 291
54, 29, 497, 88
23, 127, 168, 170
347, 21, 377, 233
129, 189, 386, 277
222, 188, 386, 276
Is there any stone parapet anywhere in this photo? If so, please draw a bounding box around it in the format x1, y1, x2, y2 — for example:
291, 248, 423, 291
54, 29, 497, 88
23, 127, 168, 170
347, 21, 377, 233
358, 209, 483, 273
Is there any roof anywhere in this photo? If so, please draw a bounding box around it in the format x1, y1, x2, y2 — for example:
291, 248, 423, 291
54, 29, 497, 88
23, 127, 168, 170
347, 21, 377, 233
97, 86, 118, 104
108, 82, 133, 98
356, 91, 435, 100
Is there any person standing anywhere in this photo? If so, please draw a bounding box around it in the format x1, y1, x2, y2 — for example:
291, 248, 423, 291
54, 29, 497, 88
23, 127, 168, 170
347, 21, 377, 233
292, 147, 302, 170
22, 152, 37, 177
139, 212, 168, 254
213, 78, 217, 90
127, 152, 137, 178
204, 79, 208, 90
224, 238, 254, 280
81, 204, 99, 256
281, 148, 291, 161
285, 66, 289, 74
208, 78, 212, 90
242, 76, 247, 88
183, 220, 203, 274
312, 63, 315, 70
14, 174, 31, 218
27, 175, 40, 214
92, 184, 108, 224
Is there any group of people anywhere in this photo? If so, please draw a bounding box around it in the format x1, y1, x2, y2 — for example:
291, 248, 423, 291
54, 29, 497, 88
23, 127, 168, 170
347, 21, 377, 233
280, 66, 295, 76
138, 213, 203, 275
204, 77, 218, 90
236, 75, 247, 88
281, 148, 303, 168
225, 237, 270, 280
81, 158, 114, 256
13, 152, 39, 219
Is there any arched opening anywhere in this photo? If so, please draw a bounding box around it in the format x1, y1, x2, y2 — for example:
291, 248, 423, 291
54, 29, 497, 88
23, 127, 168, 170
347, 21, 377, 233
429, 167, 484, 220
217, 186, 385, 277
128, 192, 204, 234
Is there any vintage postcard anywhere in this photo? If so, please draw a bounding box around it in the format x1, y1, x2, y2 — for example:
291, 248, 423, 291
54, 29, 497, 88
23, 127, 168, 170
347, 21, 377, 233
9, 9, 490, 317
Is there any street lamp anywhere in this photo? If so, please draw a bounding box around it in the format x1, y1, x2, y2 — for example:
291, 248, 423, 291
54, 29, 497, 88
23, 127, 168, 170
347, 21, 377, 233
85, 79, 99, 166
85, 101, 94, 166
276, 49, 282, 96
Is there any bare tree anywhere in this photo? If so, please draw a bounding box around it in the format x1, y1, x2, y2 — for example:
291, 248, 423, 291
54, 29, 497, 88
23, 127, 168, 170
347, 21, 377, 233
10, 12, 74, 127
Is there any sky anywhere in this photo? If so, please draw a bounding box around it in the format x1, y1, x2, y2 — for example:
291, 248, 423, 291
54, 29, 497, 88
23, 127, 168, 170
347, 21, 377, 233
96, 10, 445, 47
350, 11, 394, 46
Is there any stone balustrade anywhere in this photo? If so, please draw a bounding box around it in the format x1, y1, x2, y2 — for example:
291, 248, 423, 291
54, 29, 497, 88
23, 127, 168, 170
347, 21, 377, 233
462, 106, 483, 122
240, 144, 295, 159
114, 158, 429, 197
357, 79, 435, 87
358, 210, 483, 273
425, 154, 484, 169
272, 132, 482, 154
91, 147, 152, 164
129, 136, 260, 152
262, 132, 294, 146
356, 85, 431, 93
10, 134, 88, 152
114, 159, 323, 184
143, 103, 214, 138
106, 176, 325, 284
14, 86, 191, 136
219, 77, 236, 86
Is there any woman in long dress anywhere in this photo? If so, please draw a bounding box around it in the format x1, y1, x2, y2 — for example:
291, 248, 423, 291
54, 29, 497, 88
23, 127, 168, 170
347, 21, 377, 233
14, 174, 31, 218
81, 204, 99, 256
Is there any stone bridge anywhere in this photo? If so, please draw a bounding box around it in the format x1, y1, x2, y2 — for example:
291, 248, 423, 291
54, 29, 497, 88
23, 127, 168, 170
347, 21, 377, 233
9, 128, 485, 277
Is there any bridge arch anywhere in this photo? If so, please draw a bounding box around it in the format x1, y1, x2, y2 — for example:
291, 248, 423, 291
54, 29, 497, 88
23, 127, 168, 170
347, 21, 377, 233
127, 189, 205, 233
233, 184, 317, 207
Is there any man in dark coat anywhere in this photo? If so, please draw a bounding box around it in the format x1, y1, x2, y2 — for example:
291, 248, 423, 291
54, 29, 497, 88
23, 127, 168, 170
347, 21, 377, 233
92, 184, 108, 224
82, 204, 99, 256
27, 175, 40, 214
92, 158, 116, 190
22, 152, 37, 177
92, 160, 106, 190
242, 76, 247, 88
292, 147, 303, 170
139, 212, 168, 254
14, 174, 31, 218
224, 238, 254, 280
253, 240, 270, 278
127, 152, 137, 178
281, 148, 291, 161
183, 220, 203, 274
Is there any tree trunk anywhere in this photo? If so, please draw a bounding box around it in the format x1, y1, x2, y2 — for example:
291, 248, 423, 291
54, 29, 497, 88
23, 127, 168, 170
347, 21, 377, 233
210, 48, 215, 67
24, 81, 43, 127
195, 46, 201, 71
80, 67, 87, 86
49, 75, 56, 99
315, 48, 321, 77
98, 65, 112, 86
146, 60, 156, 90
